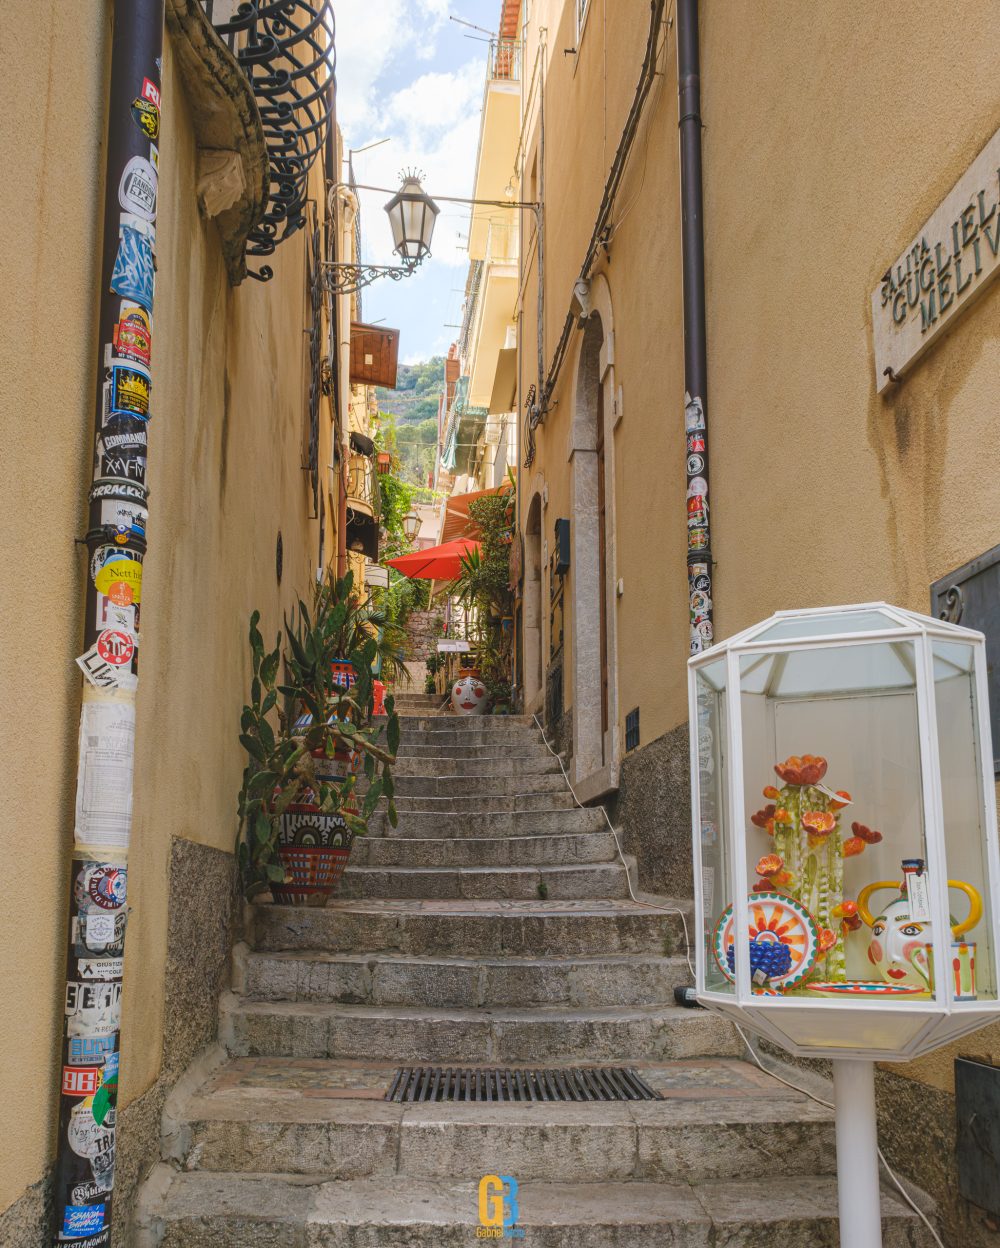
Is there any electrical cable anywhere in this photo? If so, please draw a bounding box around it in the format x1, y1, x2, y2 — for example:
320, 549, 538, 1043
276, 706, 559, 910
531, 712, 694, 978
529, 711, 944, 1247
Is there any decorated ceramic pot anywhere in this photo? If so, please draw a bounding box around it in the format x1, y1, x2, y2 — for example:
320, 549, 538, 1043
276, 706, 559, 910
858, 859, 982, 992
273, 808, 354, 906
451, 674, 488, 715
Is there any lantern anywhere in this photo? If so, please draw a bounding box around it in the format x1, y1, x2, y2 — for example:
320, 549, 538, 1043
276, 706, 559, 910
384, 175, 439, 264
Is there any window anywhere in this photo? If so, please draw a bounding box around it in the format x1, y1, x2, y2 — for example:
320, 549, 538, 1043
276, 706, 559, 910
577, 0, 592, 39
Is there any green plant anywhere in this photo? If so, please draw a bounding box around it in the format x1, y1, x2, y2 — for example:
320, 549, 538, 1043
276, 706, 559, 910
236, 573, 401, 902
447, 481, 516, 708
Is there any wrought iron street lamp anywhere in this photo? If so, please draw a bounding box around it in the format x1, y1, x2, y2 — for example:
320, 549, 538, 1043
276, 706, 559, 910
403, 510, 421, 541
324, 173, 439, 296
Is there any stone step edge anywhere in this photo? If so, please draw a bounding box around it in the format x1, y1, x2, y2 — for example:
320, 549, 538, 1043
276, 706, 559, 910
221, 997, 705, 1024
343, 861, 625, 877
137, 1168, 935, 1241
238, 946, 690, 969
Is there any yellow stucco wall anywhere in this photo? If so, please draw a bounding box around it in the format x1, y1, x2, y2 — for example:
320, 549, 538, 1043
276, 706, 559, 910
519, 0, 1000, 1085
0, 1, 336, 1213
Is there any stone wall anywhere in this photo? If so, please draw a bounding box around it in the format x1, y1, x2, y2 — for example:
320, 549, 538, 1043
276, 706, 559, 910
612, 722, 692, 897
404, 610, 445, 662
0, 838, 239, 1247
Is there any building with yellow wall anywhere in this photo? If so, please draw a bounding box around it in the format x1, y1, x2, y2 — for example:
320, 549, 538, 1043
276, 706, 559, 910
515, 1, 1000, 1240
0, 2, 358, 1241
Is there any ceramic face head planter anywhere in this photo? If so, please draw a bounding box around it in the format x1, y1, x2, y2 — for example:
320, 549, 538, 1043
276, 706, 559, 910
451, 674, 487, 715
866, 894, 932, 989
859, 859, 982, 992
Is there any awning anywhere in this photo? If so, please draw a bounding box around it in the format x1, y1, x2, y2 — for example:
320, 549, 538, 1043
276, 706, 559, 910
488, 347, 517, 414
441, 485, 513, 544
385, 538, 481, 580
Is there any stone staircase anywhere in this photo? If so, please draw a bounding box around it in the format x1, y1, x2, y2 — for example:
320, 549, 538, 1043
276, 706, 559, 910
136, 715, 935, 1245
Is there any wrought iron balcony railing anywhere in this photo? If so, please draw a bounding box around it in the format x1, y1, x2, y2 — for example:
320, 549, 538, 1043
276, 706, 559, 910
487, 37, 521, 82
201, 0, 335, 281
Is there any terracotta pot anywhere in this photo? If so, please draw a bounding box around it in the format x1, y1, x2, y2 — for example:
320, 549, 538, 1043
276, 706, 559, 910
272, 806, 355, 906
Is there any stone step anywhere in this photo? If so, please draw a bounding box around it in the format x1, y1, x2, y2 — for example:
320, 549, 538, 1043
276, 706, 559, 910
397, 714, 536, 730
393, 753, 560, 775
241, 951, 690, 1008
367, 806, 607, 839
167, 1058, 834, 1183
369, 772, 567, 797
395, 740, 552, 759
143, 1171, 935, 1247
386, 791, 577, 813
352, 830, 618, 868
222, 1000, 741, 1063
337, 861, 631, 901
250, 898, 688, 958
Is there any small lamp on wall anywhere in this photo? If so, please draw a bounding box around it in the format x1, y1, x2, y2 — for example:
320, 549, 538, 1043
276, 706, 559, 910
403, 510, 420, 541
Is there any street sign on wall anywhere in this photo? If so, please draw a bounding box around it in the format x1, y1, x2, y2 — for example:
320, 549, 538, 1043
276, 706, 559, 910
871, 124, 1000, 392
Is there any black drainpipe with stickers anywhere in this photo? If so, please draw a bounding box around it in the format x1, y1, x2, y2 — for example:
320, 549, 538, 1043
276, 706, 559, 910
53, 2, 163, 1244
677, 0, 714, 654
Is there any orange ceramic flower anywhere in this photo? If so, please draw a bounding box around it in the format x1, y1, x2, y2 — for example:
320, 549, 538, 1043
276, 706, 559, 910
833, 900, 863, 932
801, 811, 836, 837
817, 928, 837, 953
851, 821, 883, 845
773, 807, 793, 825
750, 804, 776, 829
756, 854, 784, 876
842, 836, 865, 857
829, 790, 852, 810
774, 755, 828, 786
763, 786, 781, 800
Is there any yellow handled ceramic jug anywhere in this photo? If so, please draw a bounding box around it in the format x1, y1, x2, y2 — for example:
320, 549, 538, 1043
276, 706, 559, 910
858, 861, 982, 990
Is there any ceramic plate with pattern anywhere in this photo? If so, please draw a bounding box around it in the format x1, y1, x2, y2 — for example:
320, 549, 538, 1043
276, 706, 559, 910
713, 892, 819, 990
804, 980, 926, 996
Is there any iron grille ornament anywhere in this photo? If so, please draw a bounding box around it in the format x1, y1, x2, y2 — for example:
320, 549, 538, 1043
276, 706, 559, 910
202, 1, 335, 281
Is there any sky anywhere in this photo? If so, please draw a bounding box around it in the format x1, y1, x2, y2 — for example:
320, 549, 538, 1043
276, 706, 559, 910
333, 1, 498, 364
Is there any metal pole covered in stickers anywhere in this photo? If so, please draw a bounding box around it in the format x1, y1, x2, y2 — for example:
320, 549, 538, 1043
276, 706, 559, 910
54, 2, 162, 1244
676, 0, 714, 655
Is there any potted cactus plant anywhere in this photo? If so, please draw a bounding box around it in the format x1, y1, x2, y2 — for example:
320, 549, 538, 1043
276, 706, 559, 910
237, 573, 400, 906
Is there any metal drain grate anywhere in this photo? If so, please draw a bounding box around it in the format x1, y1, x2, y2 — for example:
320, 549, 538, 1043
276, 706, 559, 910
385, 1066, 663, 1103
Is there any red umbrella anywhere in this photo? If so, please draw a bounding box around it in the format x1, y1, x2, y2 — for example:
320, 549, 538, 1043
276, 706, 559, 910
384, 538, 481, 580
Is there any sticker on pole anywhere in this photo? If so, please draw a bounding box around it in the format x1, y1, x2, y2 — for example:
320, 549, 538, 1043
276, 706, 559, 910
110, 225, 154, 309
118, 155, 157, 221
74, 696, 136, 848
76, 646, 136, 692
96, 631, 134, 667
94, 559, 142, 604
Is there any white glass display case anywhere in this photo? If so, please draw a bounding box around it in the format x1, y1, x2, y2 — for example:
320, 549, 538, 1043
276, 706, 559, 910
689, 603, 1000, 1061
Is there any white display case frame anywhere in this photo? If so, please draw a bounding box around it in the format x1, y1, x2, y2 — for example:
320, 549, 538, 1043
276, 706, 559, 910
688, 602, 1000, 1062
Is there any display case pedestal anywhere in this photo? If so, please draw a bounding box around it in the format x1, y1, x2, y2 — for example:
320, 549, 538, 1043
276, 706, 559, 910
833, 1059, 882, 1248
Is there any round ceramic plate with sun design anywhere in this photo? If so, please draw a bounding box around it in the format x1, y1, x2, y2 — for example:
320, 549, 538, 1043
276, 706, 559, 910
804, 980, 926, 997
713, 892, 819, 990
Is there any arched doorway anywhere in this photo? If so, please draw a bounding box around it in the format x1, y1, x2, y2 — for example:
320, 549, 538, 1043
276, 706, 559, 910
523, 492, 543, 712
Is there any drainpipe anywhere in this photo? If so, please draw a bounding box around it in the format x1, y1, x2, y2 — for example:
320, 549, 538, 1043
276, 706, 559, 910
53, 2, 163, 1244
335, 187, 358, 578
676, 0, 714, 654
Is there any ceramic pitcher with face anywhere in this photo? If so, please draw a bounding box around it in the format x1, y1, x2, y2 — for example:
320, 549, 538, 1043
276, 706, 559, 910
858, 858, 982, 991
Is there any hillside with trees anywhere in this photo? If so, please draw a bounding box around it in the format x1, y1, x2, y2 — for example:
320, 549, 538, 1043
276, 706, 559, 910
377, 357, 444, 488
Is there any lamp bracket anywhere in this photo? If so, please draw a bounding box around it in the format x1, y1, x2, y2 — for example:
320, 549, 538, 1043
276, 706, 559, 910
321, 257, 423, 296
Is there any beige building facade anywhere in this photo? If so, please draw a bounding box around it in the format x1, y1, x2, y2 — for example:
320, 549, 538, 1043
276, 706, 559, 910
514, 1, 1000, 1240
0, 2, 358, 1240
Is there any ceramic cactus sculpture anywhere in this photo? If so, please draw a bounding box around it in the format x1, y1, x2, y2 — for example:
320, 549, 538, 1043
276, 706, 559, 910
750, 755, 881, 984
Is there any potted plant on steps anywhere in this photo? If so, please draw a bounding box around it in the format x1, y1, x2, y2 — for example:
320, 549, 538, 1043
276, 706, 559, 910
236, 573, 400, 906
